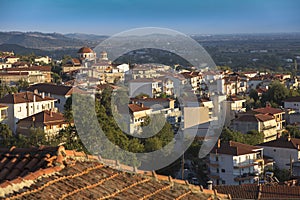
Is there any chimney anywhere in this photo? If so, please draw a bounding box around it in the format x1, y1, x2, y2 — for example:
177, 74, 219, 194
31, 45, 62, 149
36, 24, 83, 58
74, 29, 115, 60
140, 103, 144, 108
288, 133, 291, 141
42, 92, 45, 99
33, 94, 36, 102
50, 110, 53, 117
32, 116, 35, 122
34, 89, 38, 94
207, 180, 213, 190
217, 139, 221, 148
266, 101, 271, 108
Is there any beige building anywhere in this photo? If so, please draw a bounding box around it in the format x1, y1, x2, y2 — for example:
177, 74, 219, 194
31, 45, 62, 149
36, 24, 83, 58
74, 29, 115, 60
128, 103, 152, 133
231, 112, 277, 142
17, 109, 71, 138
253, 104, 285, 133
34, 56, 52, 64
0, 104, 8, 123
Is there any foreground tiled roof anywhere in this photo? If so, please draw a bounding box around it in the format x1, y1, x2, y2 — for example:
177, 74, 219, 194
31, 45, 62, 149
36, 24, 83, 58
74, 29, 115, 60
214, 184, 300, 200
0, 146, 229, 199
211, 141, 262, 156
0, 146, 63, 184
0, 91, 55, 104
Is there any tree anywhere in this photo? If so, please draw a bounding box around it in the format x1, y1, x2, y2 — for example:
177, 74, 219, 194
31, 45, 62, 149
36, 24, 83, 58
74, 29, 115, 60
0, 124, 14, 147
145, 137, 163, 152
52, 72, 61, 84
63, 97, 73, 123
16, 79, 29, 92
286, 125, 300, 138
249, 89, 259, 102
221, 128, 264, 145
262, 80, 289, 107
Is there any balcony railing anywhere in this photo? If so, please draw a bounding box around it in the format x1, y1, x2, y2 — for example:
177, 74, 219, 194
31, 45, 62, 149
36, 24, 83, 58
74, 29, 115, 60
234, 172, 259, 181
233, 161, 257, 169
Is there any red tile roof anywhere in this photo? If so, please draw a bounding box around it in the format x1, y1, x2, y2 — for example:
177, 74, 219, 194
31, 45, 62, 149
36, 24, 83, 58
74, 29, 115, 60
17, 110, 68, 126
0, 146, 229, 199
0, 146, 64, 184
0, 91, 55, 104
214, 184, 300, 200
255, 113, 275, 122
128, 104, 150, 113
211, 141, 262, 156
130, 97, 174, 103
258, 137, 300, 150
0, 104, 8, 109
5, 66, 51, 72
253, 106, 284, 115
77, 47, 94, 53
27, 83, 85, 96
283, 96, 300, 102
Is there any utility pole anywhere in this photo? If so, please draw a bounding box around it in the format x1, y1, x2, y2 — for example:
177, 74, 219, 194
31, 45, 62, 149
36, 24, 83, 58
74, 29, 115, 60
181, 152, 185, 180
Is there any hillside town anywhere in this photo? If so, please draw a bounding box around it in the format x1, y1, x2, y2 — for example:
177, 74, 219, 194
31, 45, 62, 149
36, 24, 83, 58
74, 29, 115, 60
1, 45, 300, 199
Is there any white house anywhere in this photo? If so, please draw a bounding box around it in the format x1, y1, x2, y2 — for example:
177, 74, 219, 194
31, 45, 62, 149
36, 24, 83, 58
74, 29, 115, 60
208, 141, 267, 185
283, 96, 300, 112
34, 56, 52, 65
26, 83, 84, 112
128, 78, 161, 98
257, 136, 300, 170
0, 91, 56, 133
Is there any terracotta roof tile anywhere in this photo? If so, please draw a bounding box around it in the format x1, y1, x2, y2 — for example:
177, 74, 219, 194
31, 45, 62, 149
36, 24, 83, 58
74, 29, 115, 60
253, 106, 284, 115
0, 146, 61, 183
128, 104, 150, 113
258, 136, 300, 150
27, 83, 74, 96
214, 184, 300, 200
78, 47, 94, 53
211, 141, 262, 156
0, 147, 229, 199
284, 96, 300, 102
17, 110, 67, 126
0, 91, 55, 104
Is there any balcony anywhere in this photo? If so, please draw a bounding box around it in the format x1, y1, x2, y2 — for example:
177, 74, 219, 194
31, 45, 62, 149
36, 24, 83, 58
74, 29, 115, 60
233, 161, 257, 169
207, 174, 220, 180
234, 173, 258, 181
207, 161, 219, 168
262, 125, 276, 130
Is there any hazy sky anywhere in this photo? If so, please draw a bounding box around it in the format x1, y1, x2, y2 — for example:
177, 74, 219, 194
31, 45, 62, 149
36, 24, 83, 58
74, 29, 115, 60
1, 0, 299, 35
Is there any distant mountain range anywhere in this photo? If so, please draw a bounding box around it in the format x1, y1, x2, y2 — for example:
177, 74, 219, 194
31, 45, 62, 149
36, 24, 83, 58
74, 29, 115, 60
0, 31, 108, 50
0, 31, 109, 59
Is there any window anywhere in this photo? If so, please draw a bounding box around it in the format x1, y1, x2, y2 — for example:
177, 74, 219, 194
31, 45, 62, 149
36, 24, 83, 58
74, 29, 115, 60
19, 107, 21, 112
221, 169, 225, 173
216, 156, 219, 161
222, 180, 226, 184
273, 149, 276, 152
216, 168, 219, 173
